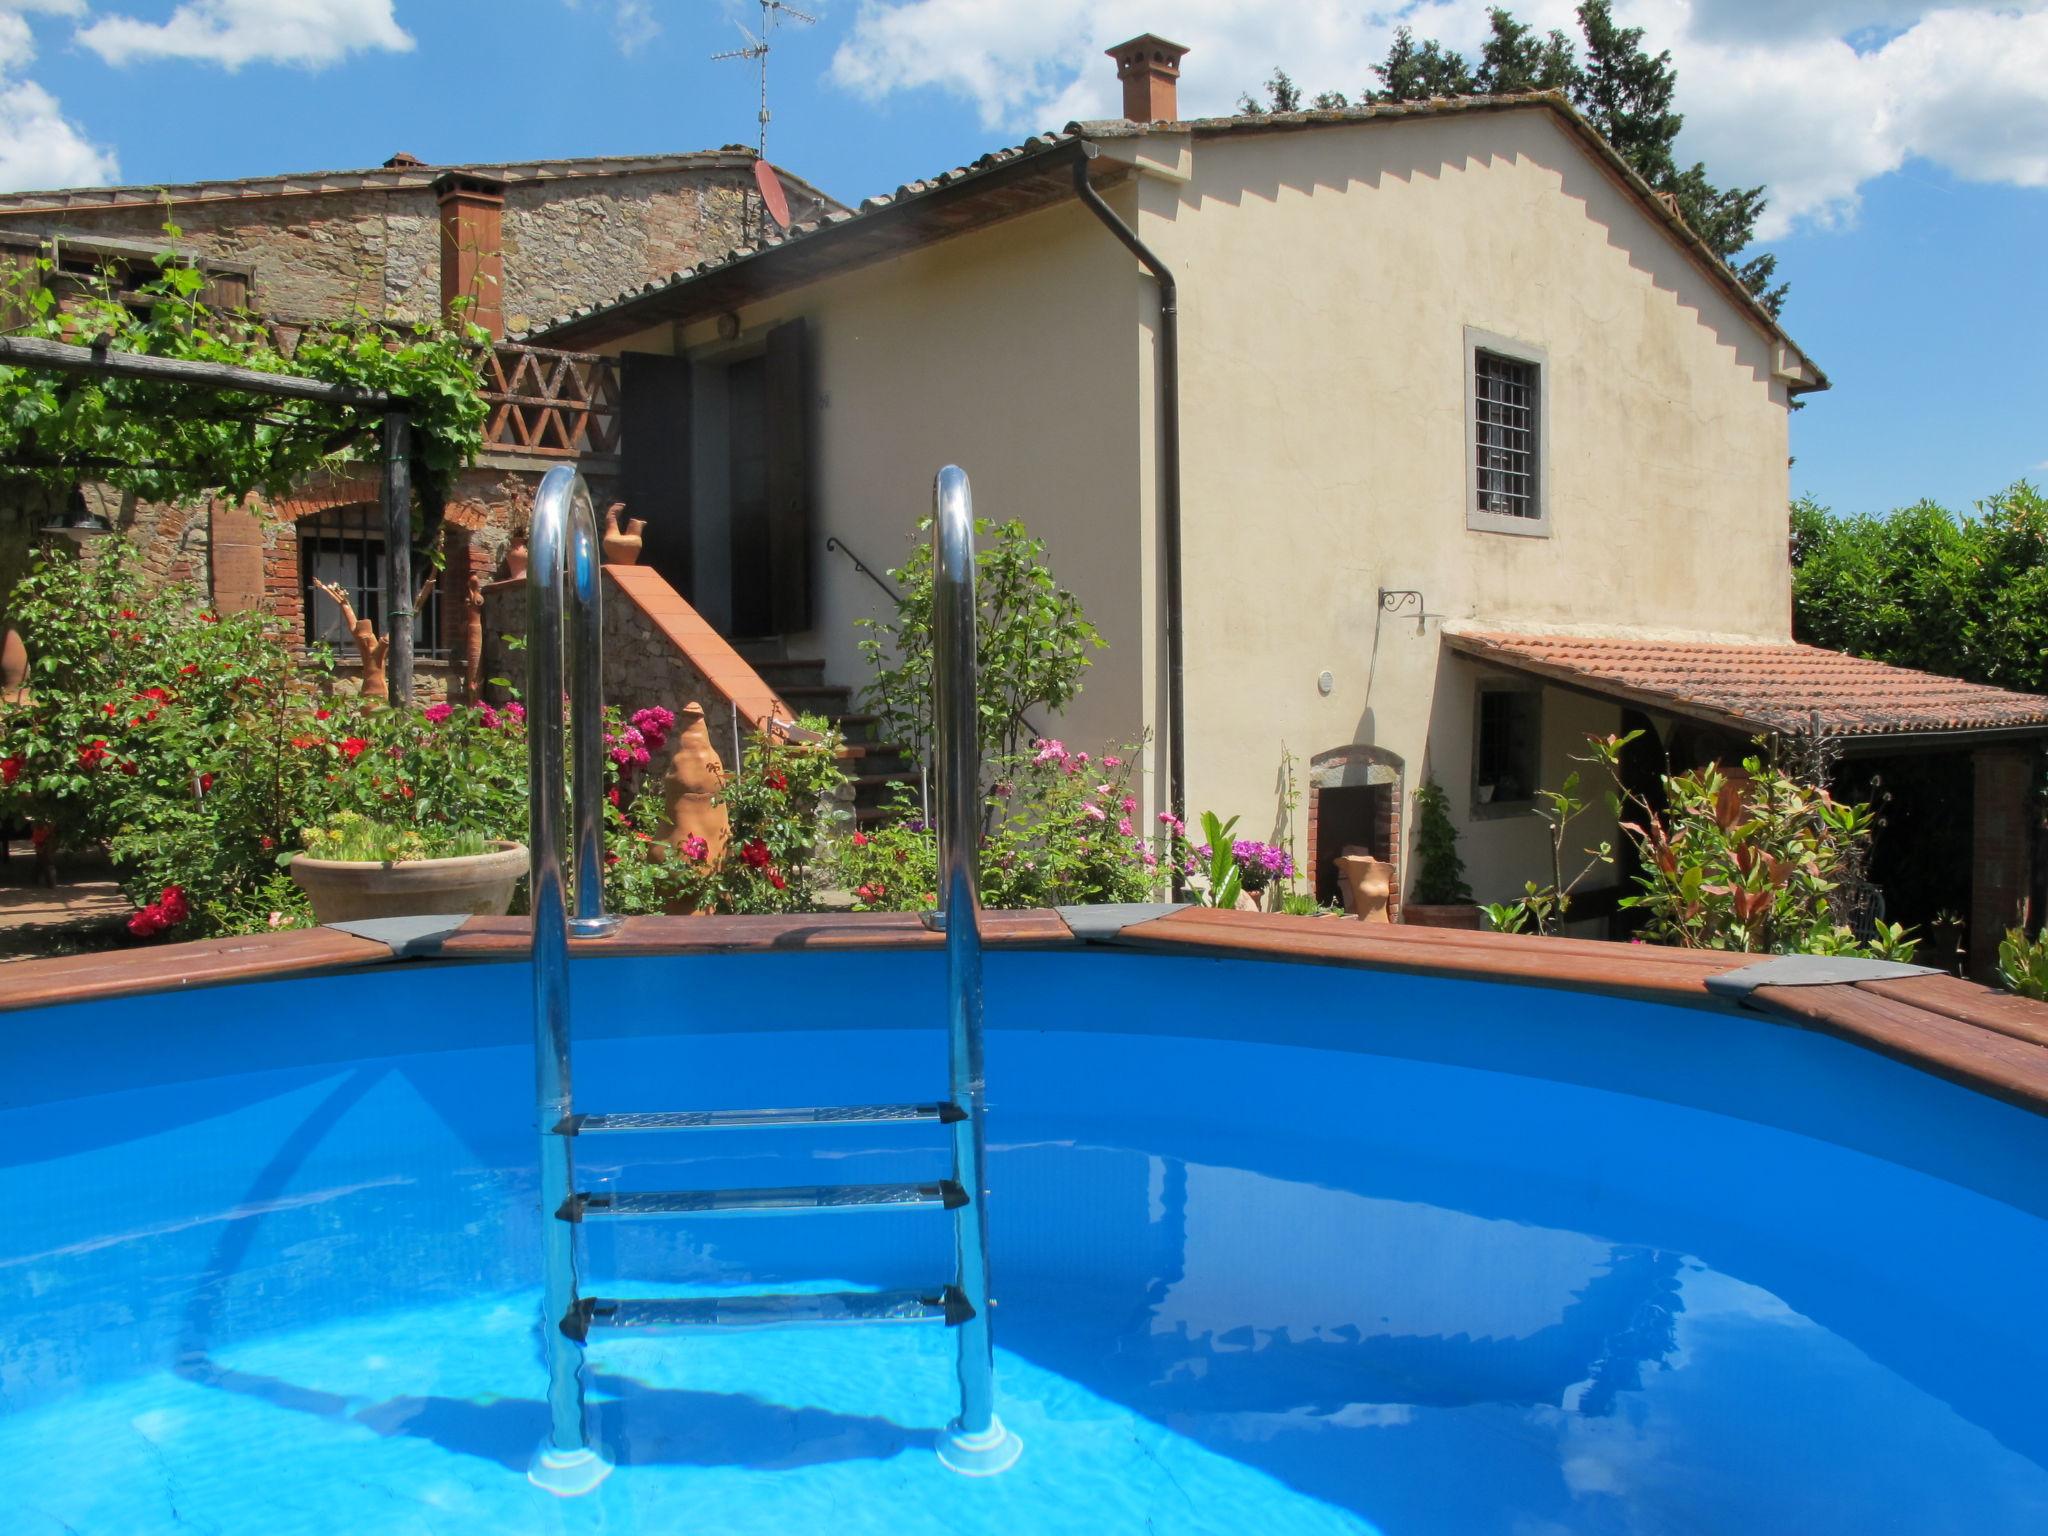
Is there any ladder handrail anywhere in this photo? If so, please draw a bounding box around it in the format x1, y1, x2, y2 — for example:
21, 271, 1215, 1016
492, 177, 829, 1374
932, 465, 1017, 1473
526, 463, 619, 1495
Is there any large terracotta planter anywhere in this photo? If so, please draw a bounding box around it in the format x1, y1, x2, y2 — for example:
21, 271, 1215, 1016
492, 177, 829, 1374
1403, 902, 1485, 930
289, 841, 527, 924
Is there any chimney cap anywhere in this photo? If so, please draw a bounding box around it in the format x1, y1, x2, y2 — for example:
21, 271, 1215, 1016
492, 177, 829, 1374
383, 151, 427, 169
1105, 33, 1190, 71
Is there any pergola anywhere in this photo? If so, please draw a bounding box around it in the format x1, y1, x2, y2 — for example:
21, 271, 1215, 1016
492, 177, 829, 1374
0, 333, 425, 701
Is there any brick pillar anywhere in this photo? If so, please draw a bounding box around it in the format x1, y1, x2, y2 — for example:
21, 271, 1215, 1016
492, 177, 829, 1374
434, 171, 506, 338
1969, 744, 2038, 980
209, 500, 266, 615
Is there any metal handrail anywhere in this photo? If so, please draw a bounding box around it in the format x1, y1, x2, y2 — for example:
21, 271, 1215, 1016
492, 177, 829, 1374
931, 465, 1020, 1475
525, 463, 621, 1495
825, 533, 903, 604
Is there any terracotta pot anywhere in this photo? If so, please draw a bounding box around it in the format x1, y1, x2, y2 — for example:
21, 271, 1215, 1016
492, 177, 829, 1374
1233, 886, 1265, 913
659, 703, 730, 863
289, 840, 527, 924
504, 539, 529, 581
1403, 902, 1486, 930
601, 503, 646, 565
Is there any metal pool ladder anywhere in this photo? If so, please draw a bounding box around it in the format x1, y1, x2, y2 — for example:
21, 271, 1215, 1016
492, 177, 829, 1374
524, 464, 1020, 1495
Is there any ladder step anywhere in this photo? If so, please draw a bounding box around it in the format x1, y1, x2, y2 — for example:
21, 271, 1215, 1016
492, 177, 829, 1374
557, 1103, 963, 1135
560, 1180, 967, 1222
563, 1286, 974, 1341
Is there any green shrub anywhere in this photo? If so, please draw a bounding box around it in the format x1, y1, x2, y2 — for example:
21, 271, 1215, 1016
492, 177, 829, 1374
1410, 777, 1471, 904
1999, 928, 2048, 1001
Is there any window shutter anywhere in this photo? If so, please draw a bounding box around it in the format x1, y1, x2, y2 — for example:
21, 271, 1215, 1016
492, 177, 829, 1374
764, 317, 811, 634
620, 350, 693, 594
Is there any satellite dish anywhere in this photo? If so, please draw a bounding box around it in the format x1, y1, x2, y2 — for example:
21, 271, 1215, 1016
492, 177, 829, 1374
754, 159, 792, 232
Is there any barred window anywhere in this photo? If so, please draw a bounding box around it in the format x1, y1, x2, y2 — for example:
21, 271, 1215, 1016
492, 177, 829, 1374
1474, 349, 1539, 521
299, 505, 446, 660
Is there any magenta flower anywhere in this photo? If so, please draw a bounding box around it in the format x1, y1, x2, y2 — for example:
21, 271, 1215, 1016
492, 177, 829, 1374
502, 701, 526, 723
423, 702, 453, 725
1118, 818, 1134, 836
1032, 738, 1067, 765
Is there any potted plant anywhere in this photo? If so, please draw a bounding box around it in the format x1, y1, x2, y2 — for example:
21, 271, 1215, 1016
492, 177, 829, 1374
1404, 777, 1483, 929
288, 811, 526, 923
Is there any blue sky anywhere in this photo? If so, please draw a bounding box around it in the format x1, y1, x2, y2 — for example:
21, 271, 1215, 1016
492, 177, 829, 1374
1, 0, 2042, 518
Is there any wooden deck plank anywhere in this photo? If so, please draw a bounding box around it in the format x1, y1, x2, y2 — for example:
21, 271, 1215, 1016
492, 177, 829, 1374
431, 908, 1076, 958
1750, 981, 2048, 1115
0, 927, 394, 1013
1858, 974, 2048, 1050
1112, 908, 1750, 1002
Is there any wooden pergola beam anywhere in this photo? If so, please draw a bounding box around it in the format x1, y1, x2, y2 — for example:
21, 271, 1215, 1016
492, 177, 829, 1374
0, 333, 391, 407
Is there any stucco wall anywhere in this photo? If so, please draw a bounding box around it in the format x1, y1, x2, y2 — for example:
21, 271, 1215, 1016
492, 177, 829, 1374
1144, 110, 1798, 899
595, 110, 1803, 906
633, 192, 1152, 786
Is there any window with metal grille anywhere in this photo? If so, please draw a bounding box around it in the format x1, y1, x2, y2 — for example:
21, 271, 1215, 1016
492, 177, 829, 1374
1473, 685, 1541, 813
298, 505, 446, 660
1474, 350, 1539, 521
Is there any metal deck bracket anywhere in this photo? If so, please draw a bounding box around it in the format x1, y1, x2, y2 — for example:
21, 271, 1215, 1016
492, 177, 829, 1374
1705, 954, 1937, 1000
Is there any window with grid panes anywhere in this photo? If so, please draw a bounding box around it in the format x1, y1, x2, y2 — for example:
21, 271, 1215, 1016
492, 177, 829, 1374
1474, 350, 1539, 521
298, 505, 446, 660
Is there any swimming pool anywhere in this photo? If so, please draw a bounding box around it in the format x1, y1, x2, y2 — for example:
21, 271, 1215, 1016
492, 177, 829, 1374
3, 930, 2045, 1535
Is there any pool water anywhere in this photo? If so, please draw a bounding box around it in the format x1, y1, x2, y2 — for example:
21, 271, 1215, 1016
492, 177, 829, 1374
2, 950, 2044, 1534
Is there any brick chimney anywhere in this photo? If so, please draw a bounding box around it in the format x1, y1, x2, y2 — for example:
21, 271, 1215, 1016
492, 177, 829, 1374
433, 170, 506, 338
1106, 33, 1189, 124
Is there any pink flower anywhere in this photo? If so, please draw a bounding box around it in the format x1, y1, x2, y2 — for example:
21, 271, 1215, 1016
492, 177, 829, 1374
1103, 755, 1122, 768
1157, 811, 1184, 835
1121, 795, 1137, 814
423, 702, 454, 725
1031, 738, 1067, 765
477, 704, 500, 729
502, 702, 525, 723
268, 911, 287, 929
1081, 802, 1107, 822
681, 834, 709, 861
1118, 818, 1134, 837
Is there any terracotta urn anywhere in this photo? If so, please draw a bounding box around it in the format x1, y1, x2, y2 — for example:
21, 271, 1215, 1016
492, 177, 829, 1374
601, 503, 646, 565
1334, 848, 1394, 923
659, 703, 730, 865
504, 535, 529, 581
1233, 886, 1264, 913
0, 625, 26, 703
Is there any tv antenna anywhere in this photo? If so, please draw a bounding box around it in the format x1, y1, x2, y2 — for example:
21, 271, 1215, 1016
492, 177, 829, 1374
714, 0, 815, 237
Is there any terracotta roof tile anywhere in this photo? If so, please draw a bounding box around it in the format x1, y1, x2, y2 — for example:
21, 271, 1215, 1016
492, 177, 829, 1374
1448, 631, 2048, 739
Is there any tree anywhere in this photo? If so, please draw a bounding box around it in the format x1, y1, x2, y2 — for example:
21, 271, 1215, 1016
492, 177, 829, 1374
1367, 27, 1474, 102
1474, 9, 1577, 94
1241, 2, 1786, 314
855, 516, 1105, 763
1791, 483, 2048, 696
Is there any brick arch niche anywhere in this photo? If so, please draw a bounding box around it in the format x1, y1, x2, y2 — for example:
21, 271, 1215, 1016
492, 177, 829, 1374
1306, 744, 1405, 913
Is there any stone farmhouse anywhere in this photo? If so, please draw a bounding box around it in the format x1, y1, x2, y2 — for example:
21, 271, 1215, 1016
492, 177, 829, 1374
520, 36, 2045, 973
0, 146, 835, 699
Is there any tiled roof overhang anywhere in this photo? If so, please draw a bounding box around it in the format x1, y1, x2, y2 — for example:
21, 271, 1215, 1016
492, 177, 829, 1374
1448, 630, 2048, 748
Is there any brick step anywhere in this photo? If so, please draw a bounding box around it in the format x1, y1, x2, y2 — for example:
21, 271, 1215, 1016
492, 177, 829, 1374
729, 637, 790, 664
751, 657, 828, 688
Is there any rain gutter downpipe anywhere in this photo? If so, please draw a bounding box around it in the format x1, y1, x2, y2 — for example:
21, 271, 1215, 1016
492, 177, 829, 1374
1072, 144, 1186, 857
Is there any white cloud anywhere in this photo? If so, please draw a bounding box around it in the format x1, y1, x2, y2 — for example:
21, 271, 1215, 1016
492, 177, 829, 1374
829, 1, 2048, 238
0, 3, 115, 192
562, 0, 661, 57
78, 0, 414, 71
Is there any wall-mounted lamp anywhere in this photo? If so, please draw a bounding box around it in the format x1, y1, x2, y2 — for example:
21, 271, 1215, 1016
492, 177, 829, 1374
41, 487, 114, 547
1378, 589, 1427, 634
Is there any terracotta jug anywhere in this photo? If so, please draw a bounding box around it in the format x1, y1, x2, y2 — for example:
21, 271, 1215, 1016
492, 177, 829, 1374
1334, 848, 1393, 924
660, 703, 730, 865
504, 535, 529, 581
0, 625, 26, 702
602, 503, 646, 565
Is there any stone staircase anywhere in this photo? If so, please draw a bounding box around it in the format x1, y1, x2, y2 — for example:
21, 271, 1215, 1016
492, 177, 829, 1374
732, 640, 922, 827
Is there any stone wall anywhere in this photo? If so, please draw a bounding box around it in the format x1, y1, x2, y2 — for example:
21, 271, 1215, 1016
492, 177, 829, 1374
0, 163, 758, 330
